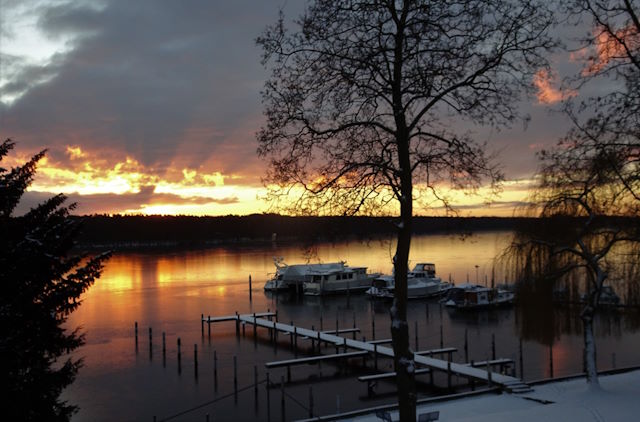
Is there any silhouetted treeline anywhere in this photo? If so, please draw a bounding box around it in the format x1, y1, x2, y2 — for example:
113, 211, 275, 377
73, 214, 534, 248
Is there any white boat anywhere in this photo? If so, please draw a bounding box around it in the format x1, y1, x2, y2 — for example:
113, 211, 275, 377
302, 263, 379, 296
366, 263, 452, 299
264, 260, 346, 292
442, 284, 514, 309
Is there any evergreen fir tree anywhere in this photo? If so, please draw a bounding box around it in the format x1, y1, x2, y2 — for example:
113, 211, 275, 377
0, 139, 110, 421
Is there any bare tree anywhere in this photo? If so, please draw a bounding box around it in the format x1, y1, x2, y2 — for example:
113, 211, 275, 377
257, 1, 554, 418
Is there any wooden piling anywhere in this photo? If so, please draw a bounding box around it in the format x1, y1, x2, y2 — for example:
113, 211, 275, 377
162, 332, 166, 355
519, 338, 523, 380
214, 350, 218, 391
249, 275, 252, 301
374, 344, 378, 370
235, 312, 240, 336
149, 327, 153, 357
253, 312, 257, 341
177, 337, 182, 374
335, 316, 339, 337
266, 371, 271, 422
372, 315, 376, 340
320, 314, 323, 331
352, 313, 357, 340
464, 329, 469, 363
447, 360, 452, 390
343, 337, 347, 353
439, 324, 443, 348
311, 325, 315, 353
208, 315, 211, 338
280, 375, 285, 422
491, 333, 496, 360
234, 355, 238, 400
549, 344, 554, 378
194, 344, 198, 378
294, 326, 298, 356
290, 321, 294, 349
487, 361, 493, 387
201, 314, 204, 337
414, 321, 419, 350
134, 321, 138, 351
254, 365, 258, 399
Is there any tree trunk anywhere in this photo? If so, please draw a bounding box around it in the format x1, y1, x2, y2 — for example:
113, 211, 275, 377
581, 308, 599, 386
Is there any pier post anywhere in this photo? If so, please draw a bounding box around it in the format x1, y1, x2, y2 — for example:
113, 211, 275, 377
254, 365, 259, 399
208, 316, 211, 339
464, 329, 469, 363
549, 344, 554, 378
280, 375, 286, 422
374, 344, 378, 370
266, 371, 271, 422
234, 355, 238, 401
253, 312, 257, 341
201, 314, 204, 337
294, 326, 298, 356
343, 337, 347, 353
371, 315, 376, 340
415, 321, 419, 350
311, 325, 315, 353
249, 275, 252, 302
242, 322, 246, 336
487, 361, 493, 387
290, 321, 294, 349
149, 327, 153, 358
320, 314, 323, 331
235, 312, 240, 336
353, 312, 357, 340
447, 360, 452, 390
519, 338, 524, 380
162, 332, 166, 367
134, 321, 138, 351
273, 320, 277, 344
336, 316, 339, 336
194, 344, 198, 378
491, 333, 496, 360
317, 331, 321, 350
440, 324, 443, 348
177, 337, 182, 374
213, 350, 218, 391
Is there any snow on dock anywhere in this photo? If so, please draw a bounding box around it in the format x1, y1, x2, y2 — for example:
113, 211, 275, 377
205, 312, 530, 393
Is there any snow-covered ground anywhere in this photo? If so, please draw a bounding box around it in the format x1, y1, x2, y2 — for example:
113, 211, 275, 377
347, 369, 640, 421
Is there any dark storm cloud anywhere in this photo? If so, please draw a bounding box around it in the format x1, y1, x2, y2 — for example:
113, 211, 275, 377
1, 0, 301, 175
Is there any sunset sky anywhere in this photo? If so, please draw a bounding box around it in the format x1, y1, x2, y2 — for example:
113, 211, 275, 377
0, 1, 598, 217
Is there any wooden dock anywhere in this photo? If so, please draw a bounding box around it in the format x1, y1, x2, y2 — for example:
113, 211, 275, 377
204, 312, 531, 393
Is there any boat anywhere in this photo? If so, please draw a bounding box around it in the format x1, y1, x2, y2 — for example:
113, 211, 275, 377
442, 284, 514, 309
264, 260, 347, 292
302, 263, 379, 296
366, 263, 453, 299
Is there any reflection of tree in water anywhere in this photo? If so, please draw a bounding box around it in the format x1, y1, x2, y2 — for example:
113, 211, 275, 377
515, 280, 640, 345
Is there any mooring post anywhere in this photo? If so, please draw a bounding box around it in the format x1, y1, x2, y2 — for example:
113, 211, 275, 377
206, 414, 210, 422
447, 360, 452, 390
249, 274, 252, 302
549, 344, 554, 378
201, 314, 204, 337
320, 314, 323, 331
242, 321, 246, 336
317, 331, 321, 350
280, 375, 285, 422
162, 332, 166, 355
235, 312, 240, 336
194, 344, 198, 378
213, 350, 218, 391
491, 333, 496, 360
519, 338, 524, 380
134, 321, 138, 351
253, 312, 257, 341
273, 320, 277, 343
149, 327, 153, 357
208, 315, 211, 339
290, 321, 294, 349
353, 312, 357, 340
309, 386, 314, 418
371, 314, 376, 340
415, 320, 419, 350
374, 344, 378, 370
464, 328, 469, 363
254, 364, 259, 399
487, 361, 493, 387
266, 371, 271, 422
440, 323, 443, 348
234, 355, 238, 400
336, 316, 339, 336
311, 325, 315, 353
287, 364, 291, 383
343, 337, 347, 353
294, 326, 298, 356
177, 337, 182, 374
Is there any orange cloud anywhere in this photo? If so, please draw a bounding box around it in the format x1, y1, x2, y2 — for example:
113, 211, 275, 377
584, 24, 640, 75
533, 69, 577, 105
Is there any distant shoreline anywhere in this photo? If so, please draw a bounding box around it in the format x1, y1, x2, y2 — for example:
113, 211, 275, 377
73, 214, 530, 249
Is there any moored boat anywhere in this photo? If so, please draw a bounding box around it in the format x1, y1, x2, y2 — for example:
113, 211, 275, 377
302, 264, 379, 295
441, 284, 514, 309
366, 263, 452, 299
264, 260, 346, 292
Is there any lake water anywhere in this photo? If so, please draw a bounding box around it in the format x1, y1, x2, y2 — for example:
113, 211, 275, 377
64, 231, 640, 421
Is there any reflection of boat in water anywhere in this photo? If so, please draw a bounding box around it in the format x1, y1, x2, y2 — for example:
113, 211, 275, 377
366, 263, 452, 299
442, 284, 514, 309
264, 259, 378, 295
581, 286, 621, 307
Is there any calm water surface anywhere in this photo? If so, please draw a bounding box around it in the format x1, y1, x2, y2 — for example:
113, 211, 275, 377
64, 231, 640, 421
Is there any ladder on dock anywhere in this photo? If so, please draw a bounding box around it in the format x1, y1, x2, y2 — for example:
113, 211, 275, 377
203, 312, 532, 393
